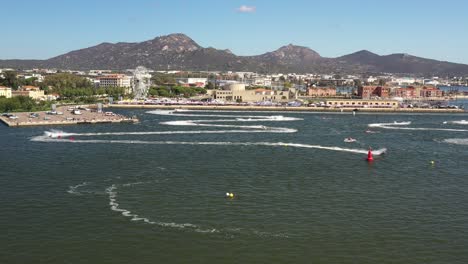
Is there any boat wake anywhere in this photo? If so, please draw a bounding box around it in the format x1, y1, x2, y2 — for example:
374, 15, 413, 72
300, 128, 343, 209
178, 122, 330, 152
67, 182, 88, 195
443, 120, 468, 125
106, 185, 214, 232
104, 183, 290, 237
146, 110, 303, 121
442, 138, 468, 145
32, 136, 387, 156
368, 121, 468, 132
32, 110, 386, 156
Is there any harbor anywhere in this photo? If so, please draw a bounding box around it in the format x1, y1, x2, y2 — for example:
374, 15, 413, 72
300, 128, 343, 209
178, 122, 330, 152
109, 103, 465, 113
0, 105, 138, 127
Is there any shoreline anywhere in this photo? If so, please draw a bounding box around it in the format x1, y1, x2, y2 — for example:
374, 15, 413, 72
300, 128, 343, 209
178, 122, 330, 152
109, 104, 465, 113
1, 103, 464, 128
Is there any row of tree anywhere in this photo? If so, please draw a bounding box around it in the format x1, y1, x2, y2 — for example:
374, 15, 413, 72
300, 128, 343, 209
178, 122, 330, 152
148, 86, 206, 98
0, 71, 43, 90
0, 96, 53, 112
58, 86, 126, 99
43, 73, 92, 90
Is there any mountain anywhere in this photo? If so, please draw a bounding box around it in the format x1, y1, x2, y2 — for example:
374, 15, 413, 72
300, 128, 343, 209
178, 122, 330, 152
1, 33, 468, 75
338, 50, 468, 75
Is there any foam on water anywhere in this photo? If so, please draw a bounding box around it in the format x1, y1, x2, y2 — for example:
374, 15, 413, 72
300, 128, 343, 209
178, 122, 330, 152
368, 121, 412, 128
32, 136, 386, 156
37, 128, 296, 140
443, 138, 468, 145
67, 182, 88, 195
105, 184, 219, 233
146, 110, 303, 121
103, 183, 293, 237
369, 121, 468, 132
443, 120, 468, 125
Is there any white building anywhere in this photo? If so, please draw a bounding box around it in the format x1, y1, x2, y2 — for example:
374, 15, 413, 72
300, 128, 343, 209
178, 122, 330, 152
23, 73, 44, 82
96, 74, 132, 88
175, 78, 208, 86
0, 86, 12, 98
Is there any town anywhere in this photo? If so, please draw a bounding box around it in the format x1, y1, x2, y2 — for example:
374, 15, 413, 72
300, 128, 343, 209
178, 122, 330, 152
1, 67, 467, 114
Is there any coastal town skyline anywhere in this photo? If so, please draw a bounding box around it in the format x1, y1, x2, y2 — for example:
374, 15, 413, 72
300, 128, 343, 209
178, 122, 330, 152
1, 0, 467, 64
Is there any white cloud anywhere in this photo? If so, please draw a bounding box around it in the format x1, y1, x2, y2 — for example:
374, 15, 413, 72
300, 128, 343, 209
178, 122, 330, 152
236, 5, 256, 13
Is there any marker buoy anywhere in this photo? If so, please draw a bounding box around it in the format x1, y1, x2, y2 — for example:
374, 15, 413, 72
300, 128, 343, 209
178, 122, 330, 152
225, 192, 235, 198
366, 148, 374, 162
70, 137, 75, 141
430, 160, 435, 165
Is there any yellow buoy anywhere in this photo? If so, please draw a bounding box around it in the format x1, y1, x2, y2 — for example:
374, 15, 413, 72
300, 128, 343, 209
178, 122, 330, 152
431, 160, 435, 165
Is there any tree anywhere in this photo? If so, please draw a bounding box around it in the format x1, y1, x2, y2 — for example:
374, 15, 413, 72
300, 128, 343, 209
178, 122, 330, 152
43, 73, 92, 90
151, 73, 176, 85
205, 82, 215, 90
353, 79, 363, 88
378, 79, 386, 86
0, 71, 19, 90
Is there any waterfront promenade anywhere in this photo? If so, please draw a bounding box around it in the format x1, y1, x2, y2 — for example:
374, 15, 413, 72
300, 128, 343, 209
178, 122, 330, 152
0, 105, 138, 127
110, 104, 465, 113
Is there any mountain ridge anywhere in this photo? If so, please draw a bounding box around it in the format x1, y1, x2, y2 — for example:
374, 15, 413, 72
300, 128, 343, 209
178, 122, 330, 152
1, 33, 468, 75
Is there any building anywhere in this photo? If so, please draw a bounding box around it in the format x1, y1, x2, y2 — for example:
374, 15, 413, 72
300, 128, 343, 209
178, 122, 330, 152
96, 74, 132, 88
175, 78, 208, 87
395, 87, 417, 98
0, 86, 12, 98
12, 85, 44, 100
358, 86, 390, 99
23, 73, 44, 82
308, 87, 336, 97
394, 86, 443, 99
325, 99, 399, 108
391, 77, 419, 86
420, 86, 443, 98
213, 83, 295, 103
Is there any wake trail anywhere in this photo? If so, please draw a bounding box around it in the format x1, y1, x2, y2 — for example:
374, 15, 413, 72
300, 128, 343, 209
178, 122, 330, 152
31, 136, 387, 156
146, 110, 303, 121
368, 121, 468, 132
105, 184, 290, 237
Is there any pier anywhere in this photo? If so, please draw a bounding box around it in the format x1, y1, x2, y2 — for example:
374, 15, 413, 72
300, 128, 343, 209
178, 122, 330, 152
0, 105, 138, 127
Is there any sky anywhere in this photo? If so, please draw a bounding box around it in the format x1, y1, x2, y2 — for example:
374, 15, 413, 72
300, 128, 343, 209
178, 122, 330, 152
1, 0, 468, 64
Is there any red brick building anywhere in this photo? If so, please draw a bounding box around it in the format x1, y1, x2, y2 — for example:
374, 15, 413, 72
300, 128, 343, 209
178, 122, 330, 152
395, 86, 443, 98
358, 86, 390, 99
395, 87, 417, 98
308, 87, 336, 97
420, 86, 443, 97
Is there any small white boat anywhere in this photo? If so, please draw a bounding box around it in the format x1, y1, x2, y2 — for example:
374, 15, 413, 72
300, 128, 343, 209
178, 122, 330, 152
344, 137, 357, 143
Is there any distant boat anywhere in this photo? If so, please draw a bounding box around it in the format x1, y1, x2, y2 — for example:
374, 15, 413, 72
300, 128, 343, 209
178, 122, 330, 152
344, 137, 357, 143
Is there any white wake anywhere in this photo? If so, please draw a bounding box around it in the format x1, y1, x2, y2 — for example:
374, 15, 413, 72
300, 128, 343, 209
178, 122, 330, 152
33, 110, 387, 156
369, 121, 468, 132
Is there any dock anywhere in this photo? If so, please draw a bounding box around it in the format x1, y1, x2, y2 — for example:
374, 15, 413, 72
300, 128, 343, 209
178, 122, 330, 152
0, 105, 138, 127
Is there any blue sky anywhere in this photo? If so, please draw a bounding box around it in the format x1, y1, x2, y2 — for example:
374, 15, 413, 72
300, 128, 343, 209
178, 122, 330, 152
2, 0, 468, 64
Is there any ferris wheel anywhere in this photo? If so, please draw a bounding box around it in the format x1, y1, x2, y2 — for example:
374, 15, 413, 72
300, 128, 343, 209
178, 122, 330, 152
132, 66, 150, 99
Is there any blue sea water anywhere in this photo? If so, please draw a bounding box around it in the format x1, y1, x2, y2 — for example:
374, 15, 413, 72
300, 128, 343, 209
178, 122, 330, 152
1, 109, 468, 264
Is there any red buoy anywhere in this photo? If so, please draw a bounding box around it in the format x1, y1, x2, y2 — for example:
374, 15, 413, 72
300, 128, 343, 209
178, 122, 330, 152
70, 137, 75, 141
366, 148, 374, 162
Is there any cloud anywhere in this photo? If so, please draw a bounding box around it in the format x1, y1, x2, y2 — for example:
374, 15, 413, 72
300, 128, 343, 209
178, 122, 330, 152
236, 5, 256, 13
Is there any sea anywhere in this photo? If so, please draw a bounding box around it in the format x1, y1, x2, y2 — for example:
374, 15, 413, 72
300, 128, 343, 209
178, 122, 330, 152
2, 108, 468, 264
